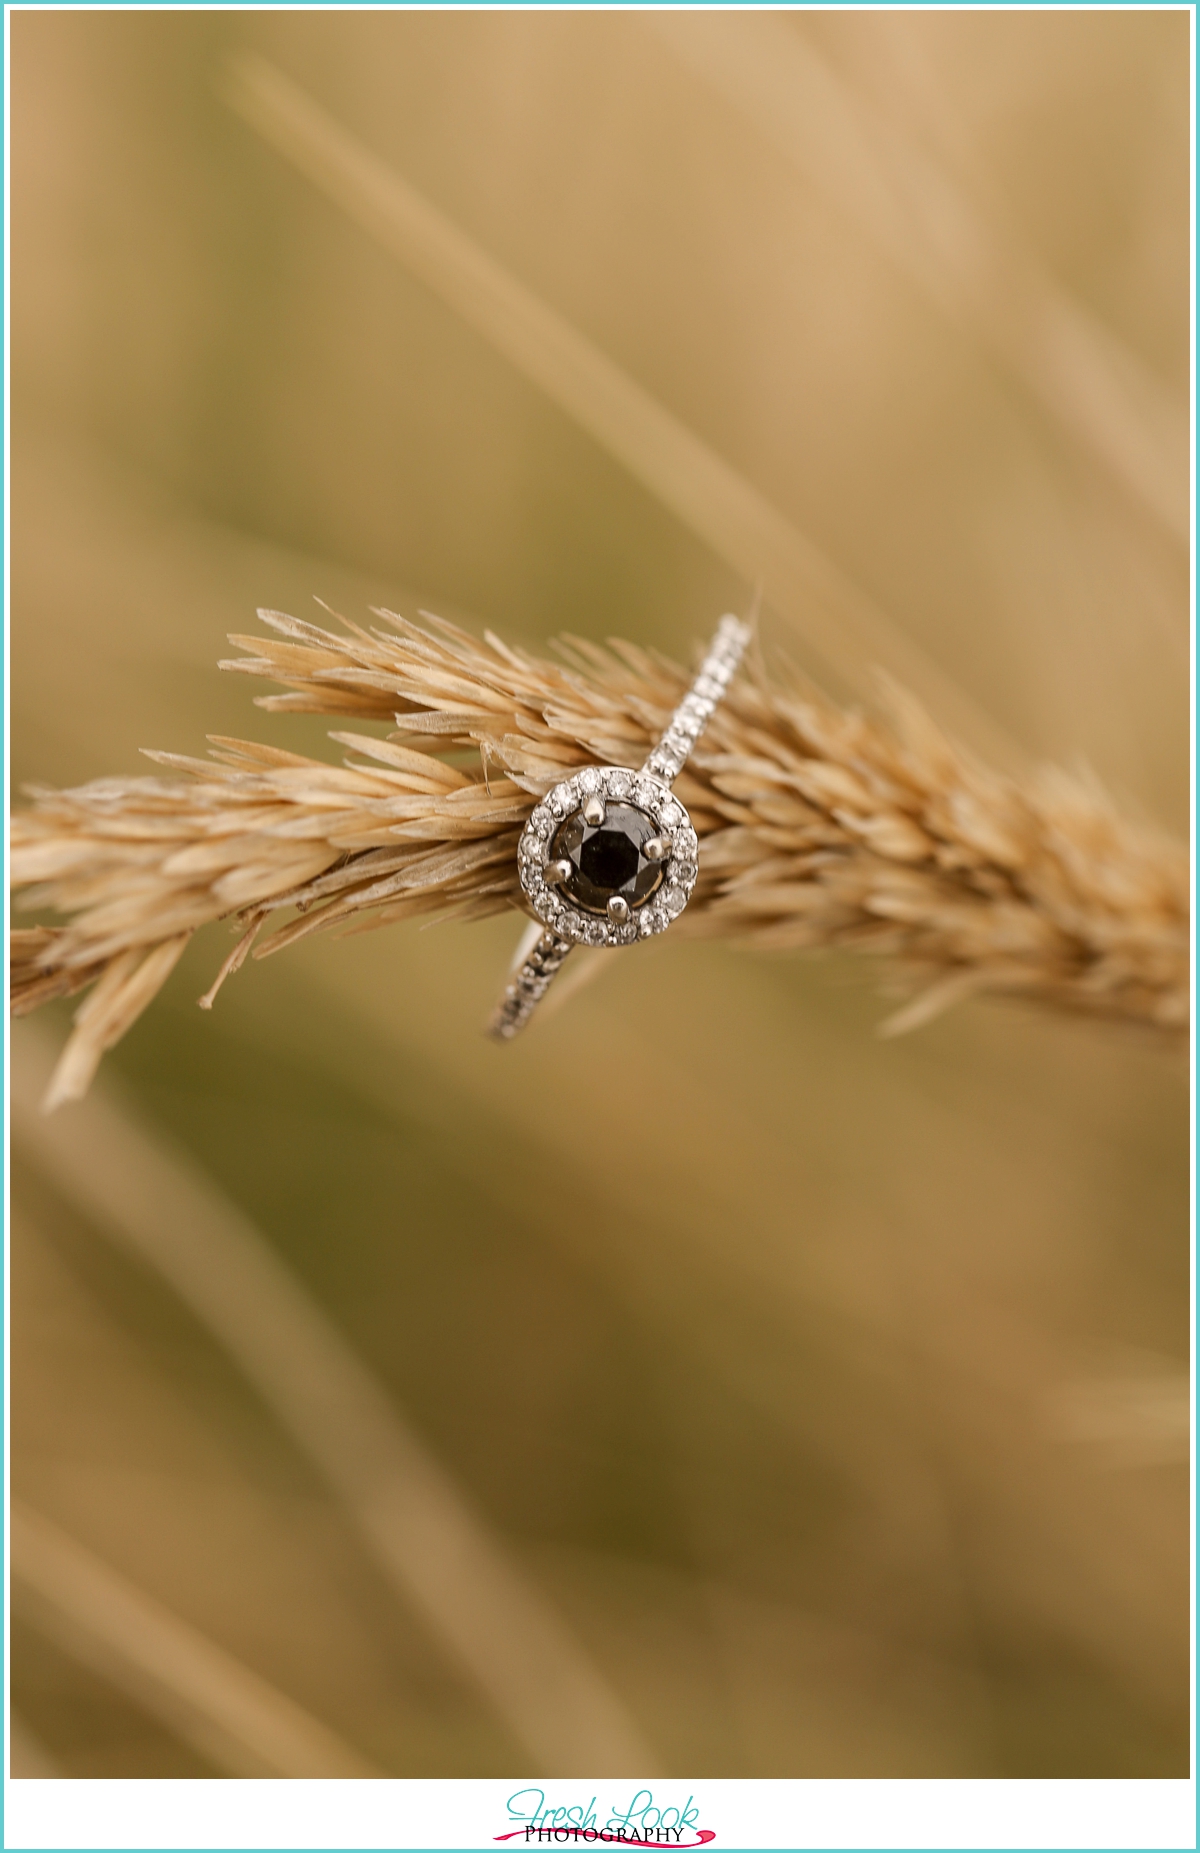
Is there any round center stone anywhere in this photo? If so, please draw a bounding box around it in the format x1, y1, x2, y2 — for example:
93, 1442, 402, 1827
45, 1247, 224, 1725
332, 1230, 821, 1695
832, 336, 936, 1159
550, 801, 666, 917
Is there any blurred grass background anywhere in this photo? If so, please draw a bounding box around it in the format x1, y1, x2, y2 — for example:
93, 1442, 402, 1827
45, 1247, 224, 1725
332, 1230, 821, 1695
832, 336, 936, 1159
9, 9, 1190, 1777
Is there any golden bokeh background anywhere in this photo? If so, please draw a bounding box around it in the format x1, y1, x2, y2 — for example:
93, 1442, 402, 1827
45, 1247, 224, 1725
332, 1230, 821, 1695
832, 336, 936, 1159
10, 8, 1190, 1778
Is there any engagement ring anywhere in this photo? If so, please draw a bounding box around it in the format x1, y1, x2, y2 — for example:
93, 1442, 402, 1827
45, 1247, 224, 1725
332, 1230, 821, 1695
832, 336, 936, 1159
488, 613, 752, 1039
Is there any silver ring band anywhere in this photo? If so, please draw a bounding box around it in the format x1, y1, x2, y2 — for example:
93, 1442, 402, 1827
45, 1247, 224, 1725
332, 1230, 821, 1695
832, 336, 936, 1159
488, 924, 574, 1041
488, 613, 751, 1040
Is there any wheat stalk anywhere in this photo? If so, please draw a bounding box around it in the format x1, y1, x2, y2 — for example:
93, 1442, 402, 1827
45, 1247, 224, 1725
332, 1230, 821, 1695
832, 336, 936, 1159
10, 606, 1188, 1107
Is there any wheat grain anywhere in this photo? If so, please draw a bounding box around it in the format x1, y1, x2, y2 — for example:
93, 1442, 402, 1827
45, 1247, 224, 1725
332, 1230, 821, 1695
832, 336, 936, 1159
10, 607, 1188, 1105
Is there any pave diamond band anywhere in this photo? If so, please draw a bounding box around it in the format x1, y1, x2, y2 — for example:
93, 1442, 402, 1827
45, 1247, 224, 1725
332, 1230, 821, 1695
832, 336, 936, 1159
487, 925, 574, 1041
643, 614, 751, 784
488, 613, 752, 1040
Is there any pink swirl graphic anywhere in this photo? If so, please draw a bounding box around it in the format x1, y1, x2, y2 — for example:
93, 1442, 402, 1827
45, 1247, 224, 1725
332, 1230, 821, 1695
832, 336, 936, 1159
494, 1833, 715, 1849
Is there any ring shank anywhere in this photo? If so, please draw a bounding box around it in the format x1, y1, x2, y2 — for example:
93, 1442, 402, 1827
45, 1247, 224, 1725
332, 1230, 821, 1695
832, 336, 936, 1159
488, 613, 752, 1040
488, 927, 573, 1040
642, 613, 752, 784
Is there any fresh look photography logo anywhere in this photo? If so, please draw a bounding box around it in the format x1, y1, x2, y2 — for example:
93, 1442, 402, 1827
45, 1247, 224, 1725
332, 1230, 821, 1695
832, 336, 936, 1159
495, 1790, 714, 1848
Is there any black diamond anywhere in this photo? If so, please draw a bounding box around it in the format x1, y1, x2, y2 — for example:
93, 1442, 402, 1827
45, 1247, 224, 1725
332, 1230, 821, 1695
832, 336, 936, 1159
550, 802, 666, 917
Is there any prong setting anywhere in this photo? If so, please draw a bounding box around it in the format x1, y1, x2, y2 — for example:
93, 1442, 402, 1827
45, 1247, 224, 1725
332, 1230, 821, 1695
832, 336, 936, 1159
582, 795, 605, 827
518, 766, 699, 949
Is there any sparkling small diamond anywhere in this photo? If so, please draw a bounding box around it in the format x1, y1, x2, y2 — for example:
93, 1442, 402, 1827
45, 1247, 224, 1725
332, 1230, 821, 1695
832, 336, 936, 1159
661, 801, 682, 828
531, 806, 551, 834
550, 801, 667, 918
663, 885, 687, 916
579, 768, 600, 793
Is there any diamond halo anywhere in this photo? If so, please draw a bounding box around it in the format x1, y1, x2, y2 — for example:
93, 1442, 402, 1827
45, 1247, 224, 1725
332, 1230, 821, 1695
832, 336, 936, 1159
519, 766, 699, 948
